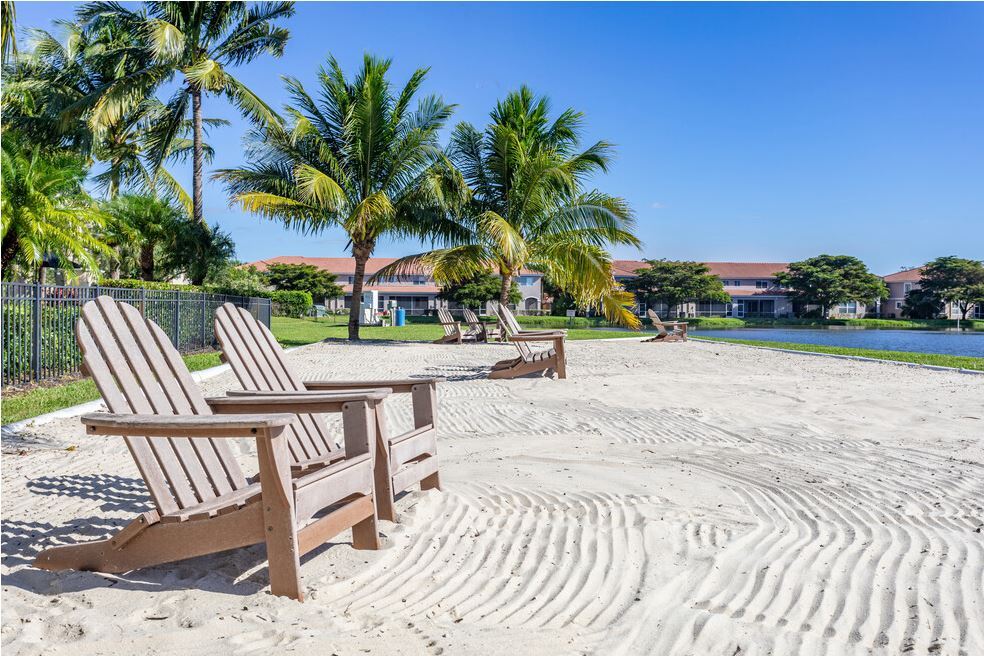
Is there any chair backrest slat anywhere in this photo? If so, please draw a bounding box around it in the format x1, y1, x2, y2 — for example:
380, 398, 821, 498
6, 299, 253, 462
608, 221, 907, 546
215, 304, 340, 461
647, 309, 669, 337
462, 308, 482, 332
437, 308, 457, 337
78, 297, 249, 515
494, 303, 533, 360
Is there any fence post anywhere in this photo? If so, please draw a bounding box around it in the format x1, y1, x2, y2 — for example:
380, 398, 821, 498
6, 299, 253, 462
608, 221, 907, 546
140, 287, 146, 317
201, 292, 207, 349
172, 292, 180, 348
31, 282, 42, 382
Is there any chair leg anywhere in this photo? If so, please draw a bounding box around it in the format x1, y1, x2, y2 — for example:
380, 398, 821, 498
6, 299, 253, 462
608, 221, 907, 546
258, 431, 303, 601
351, 511, 380, 550
421, 472, 441, 491
372, 406, 398, 522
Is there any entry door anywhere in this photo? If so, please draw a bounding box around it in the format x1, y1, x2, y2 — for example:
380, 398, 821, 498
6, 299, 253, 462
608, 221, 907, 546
734, 301, 745, 318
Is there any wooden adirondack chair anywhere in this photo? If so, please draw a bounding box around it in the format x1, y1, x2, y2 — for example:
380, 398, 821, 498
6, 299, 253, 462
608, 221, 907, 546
643, 309, 688, 342
33, 296, 383, 601
214, 303, 441, 523
433, 308, 473, 344
462, 308, 502, 343
489, 303, 567, 379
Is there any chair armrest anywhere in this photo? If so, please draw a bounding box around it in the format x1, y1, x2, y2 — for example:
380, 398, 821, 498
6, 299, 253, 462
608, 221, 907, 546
509, 332, 566, 342
304, 378, 443, 394
81, 413, 295, 438
205, 391, 389, 415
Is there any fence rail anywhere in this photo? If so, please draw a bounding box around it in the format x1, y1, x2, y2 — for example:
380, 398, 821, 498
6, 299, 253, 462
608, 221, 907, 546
1, 283, 271, 387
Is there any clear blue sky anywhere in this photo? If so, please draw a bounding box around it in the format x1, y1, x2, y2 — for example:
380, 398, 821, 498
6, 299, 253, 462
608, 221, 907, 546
14, 1, 984, 275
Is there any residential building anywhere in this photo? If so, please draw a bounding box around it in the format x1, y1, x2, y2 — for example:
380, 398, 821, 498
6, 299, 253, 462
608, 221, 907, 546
880, 267, 923, 318
880, 266, 981, 319
613, 261, 813, 318
246, 256, 545, 314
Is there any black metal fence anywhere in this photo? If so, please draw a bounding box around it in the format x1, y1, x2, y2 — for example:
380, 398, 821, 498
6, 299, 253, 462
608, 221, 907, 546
1, 283, 272, 386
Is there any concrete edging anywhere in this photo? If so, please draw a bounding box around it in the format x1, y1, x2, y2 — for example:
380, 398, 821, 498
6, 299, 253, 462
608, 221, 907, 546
690, 337, 984, 375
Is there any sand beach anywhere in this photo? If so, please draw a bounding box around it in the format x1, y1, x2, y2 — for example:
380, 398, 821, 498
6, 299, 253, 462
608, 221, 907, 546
2, 338, 982, 655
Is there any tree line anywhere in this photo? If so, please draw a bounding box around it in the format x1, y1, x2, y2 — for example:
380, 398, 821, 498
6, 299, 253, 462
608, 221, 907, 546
1, 1, 640, 339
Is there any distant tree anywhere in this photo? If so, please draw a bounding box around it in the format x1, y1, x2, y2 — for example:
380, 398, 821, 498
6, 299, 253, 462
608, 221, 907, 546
624, 260, 731, 317
901, 288, 945, 319
439, 271, 520, 309
264, 263, 343, 302
918, 256, 984, 320
775, 255, 888, 318
205, 263, 269, 297
101, 194, 184, 281
159, 221, 236, 285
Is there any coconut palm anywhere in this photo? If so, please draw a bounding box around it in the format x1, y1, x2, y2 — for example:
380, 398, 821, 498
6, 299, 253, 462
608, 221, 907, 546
376, 87, 642, 327
1, 0, 16, 64
216, 54, 467, 339
79, 1, 294, 225
1, 136, 108, 280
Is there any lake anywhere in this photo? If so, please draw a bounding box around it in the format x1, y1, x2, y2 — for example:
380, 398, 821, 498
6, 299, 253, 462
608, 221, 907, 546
692, 328, 984, 357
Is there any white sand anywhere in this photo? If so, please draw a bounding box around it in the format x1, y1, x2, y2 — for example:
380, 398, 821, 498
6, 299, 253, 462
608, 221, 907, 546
2, 339, 983, 655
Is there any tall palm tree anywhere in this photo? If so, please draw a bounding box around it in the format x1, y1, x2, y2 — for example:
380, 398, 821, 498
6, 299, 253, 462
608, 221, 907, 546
377, 87, 642, 327
1, 136, 108, 280
216, 54, 467, 339
79, 1, 294, 225
1, 0, 16, 64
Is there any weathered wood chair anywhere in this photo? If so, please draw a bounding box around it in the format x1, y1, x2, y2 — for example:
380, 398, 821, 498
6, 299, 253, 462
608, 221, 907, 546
214, 303, 441, 522
643, 309, 688, 342
489, 303, 567, 379
462, 308, 502, 343
433, 308, 473, 344
33, 296, 383, 601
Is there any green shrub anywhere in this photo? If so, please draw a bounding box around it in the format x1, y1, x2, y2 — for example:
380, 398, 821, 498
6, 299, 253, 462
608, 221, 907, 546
270, 290, 313, 318
98, 278, 200, 292
516, 315, 606, 328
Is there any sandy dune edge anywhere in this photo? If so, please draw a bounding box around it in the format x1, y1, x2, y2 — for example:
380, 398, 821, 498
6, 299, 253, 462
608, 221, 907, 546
3, 339, 982, 655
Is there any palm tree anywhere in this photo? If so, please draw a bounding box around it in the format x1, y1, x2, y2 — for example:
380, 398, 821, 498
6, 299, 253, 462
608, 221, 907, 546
1, 136, 108, 280
79, 1, 294, 225
1, 0, 16, 64
216, 54, 466, 339
377, 87, 642, 327
101, 194, 184, 281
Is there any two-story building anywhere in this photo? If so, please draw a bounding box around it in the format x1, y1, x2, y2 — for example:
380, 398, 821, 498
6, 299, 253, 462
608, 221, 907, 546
879, 267, 981, 319
613, 261, 809, 318
246, 256, 546, 314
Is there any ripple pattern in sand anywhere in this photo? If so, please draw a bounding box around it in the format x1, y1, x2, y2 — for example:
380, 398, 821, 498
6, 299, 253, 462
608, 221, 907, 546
315, 483, 663, 631
611, 444, 984, 655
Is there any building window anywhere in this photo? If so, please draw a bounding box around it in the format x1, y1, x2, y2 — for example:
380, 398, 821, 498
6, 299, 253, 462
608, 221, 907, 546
903, 282, 913, 294
896, 301, 903, 309
755, 280, 769, 289
515, 276, 539, 286
837, 301, 858, 315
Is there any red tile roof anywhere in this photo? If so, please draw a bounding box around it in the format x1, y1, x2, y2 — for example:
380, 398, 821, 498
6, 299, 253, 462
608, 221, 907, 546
881, 267, 924, 282
613, 260, 789, 279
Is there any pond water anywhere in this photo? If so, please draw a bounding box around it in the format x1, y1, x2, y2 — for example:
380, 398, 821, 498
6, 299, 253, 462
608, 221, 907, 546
693, 328, 984, 357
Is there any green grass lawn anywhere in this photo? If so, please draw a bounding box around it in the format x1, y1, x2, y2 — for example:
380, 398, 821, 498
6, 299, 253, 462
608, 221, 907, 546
692, 336, 984, 371
273, 316, 638, 345
1, 352, 223, 425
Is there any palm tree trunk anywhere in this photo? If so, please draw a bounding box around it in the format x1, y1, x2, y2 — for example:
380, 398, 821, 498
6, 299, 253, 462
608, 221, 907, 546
140, 244, 155, 281
348, 242, 373, 340
1, 231, 18, 271
499, 271, 512, 306
191, 87, 204, 225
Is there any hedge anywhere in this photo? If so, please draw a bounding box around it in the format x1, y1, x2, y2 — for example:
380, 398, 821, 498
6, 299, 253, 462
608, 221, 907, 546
270, 290, 313, 318
98, 278, 201, 292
